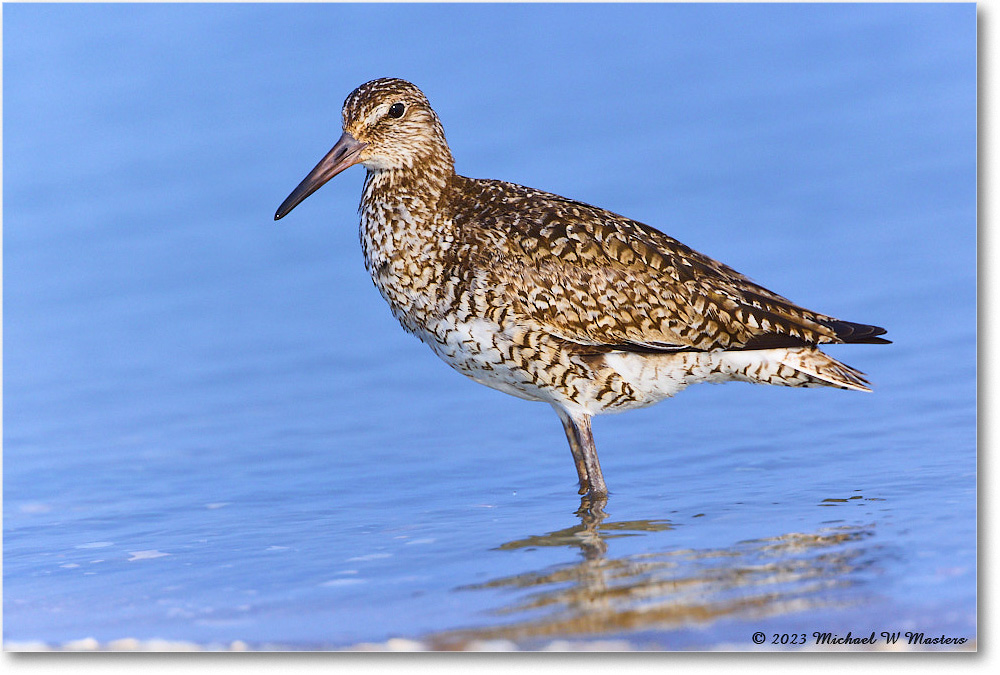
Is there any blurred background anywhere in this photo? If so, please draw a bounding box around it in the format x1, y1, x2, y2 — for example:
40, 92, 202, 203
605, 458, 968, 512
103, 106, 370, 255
3, 3, 975, 649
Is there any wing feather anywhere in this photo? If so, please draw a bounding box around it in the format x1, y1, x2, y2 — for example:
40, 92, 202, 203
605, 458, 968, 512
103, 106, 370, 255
448, 177, 887, 352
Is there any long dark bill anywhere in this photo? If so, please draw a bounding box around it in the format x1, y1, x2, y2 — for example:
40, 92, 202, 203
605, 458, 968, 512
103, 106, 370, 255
274, 131, 367, 220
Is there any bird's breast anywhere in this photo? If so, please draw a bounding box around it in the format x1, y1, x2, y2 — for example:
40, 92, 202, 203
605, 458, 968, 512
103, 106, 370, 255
359, 198, 458, 333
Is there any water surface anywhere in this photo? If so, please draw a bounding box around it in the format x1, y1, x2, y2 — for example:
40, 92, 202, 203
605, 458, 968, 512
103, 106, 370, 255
3, 3, 976, 650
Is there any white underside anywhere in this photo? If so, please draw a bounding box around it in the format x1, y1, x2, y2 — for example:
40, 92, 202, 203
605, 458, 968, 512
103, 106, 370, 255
412, 317, 852, 417
416, 318, 545, 402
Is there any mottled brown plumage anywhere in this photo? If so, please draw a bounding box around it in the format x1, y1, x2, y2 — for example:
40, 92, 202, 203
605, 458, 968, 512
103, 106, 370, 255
276, 78, 888, 497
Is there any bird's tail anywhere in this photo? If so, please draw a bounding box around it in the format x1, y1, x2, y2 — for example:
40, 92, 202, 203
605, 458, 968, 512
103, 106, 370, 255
775, 347, 873, 392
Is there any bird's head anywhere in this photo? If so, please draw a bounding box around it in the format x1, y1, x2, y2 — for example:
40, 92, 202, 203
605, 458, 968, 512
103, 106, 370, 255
275, 78, 453, 220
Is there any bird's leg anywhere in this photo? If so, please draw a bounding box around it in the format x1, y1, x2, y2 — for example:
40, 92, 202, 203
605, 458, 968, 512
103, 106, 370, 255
561, 418, 590, 495
554, 406, 608, 497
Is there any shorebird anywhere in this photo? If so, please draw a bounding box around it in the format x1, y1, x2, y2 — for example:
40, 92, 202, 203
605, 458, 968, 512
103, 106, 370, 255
275, 78, 888, 497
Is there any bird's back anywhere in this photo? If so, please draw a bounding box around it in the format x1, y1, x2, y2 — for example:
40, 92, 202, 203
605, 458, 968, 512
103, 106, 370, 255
438, 175, 887, 357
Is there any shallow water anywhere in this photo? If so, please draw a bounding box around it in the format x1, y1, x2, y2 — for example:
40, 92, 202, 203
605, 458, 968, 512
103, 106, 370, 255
3, 3, 976, 650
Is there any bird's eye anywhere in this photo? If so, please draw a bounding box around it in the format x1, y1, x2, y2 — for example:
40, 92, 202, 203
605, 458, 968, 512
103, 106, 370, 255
387, 102, 405, 119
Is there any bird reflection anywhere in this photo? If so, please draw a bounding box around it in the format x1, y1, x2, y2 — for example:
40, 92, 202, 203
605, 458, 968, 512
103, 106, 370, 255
431, 495, 877, 648
492, 494, 658, 560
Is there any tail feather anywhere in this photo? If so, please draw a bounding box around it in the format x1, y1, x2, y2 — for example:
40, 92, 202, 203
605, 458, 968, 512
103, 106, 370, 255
825, 319, 891, 345
777, 348, 872, 392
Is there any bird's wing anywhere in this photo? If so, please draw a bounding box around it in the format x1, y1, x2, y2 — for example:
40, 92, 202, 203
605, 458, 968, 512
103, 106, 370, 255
452, 178, 885, 352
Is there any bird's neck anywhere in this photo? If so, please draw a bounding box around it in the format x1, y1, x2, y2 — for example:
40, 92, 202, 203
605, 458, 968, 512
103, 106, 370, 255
361, 160, 452, 208
358, 158, 459, 327
359, 157, 455, 248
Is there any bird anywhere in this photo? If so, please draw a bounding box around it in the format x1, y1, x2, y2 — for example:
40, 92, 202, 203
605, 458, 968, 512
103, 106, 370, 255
275, 77, 889, 497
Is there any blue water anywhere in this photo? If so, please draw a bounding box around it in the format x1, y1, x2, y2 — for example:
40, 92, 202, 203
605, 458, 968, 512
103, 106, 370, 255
3, 3, 975, 650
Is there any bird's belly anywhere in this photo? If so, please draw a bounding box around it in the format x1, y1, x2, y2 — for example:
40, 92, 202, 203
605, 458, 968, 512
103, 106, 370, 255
409, 318, 706, 413
596, 351, 724, 412
414, 318, 548, 402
